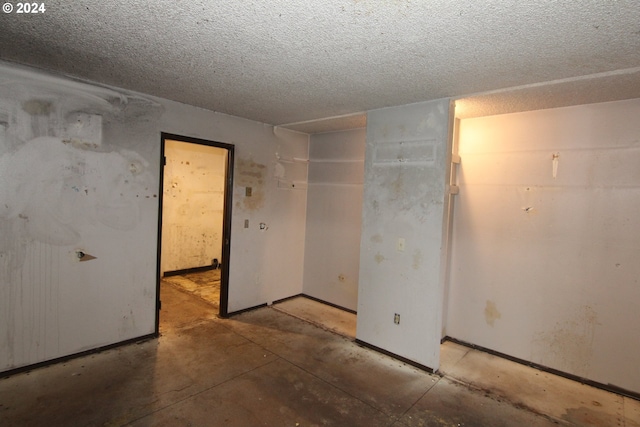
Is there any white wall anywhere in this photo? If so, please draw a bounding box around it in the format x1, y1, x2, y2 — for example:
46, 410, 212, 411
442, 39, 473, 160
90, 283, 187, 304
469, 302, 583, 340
447, 99, 640, 394
357, 99, 453, 370
161, 140, 226, 274
161, 103, 309, 314
0, 62, 308, 372
303, 129, 365, 311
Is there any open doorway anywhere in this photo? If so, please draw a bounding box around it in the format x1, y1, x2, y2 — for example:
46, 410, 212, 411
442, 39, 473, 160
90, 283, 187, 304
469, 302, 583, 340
156, 133, 234, 331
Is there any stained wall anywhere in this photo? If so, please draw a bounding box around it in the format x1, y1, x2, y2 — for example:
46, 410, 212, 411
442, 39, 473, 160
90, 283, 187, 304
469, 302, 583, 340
0, 62, 308, 372
447, 99, 640, 393
161, 141, 227, 274
357, 99, 453, 369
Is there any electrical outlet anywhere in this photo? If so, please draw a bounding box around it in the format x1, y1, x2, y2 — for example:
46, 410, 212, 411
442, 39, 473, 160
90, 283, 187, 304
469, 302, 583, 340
244, 219, 249, 228
397, 238, 405, 252
245, 186, 252, 197
394, 313, 400, 324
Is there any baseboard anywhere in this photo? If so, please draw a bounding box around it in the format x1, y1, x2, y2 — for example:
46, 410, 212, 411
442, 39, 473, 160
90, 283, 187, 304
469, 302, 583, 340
271, 293, 303, 305
0, 333, 157, 379
226, 291, 358, 319
225, 302, 268, 318
300, 294, 357, 315
271, 293, 357, 315
442, 336, 640, 401
163, 264, 217, 277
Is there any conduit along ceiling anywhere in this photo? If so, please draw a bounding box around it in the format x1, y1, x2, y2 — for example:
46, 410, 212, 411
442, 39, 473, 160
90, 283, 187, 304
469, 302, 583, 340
1, 1, 639, 132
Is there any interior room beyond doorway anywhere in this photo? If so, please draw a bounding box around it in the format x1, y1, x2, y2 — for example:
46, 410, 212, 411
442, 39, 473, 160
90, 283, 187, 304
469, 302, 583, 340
159, 136, 232, 319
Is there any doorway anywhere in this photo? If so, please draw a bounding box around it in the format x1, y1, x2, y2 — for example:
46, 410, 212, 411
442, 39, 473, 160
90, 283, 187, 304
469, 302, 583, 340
156, 133, 234, 331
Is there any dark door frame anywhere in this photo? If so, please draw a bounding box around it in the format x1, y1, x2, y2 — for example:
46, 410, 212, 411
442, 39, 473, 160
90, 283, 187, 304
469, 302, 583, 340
156, 132, 234, 331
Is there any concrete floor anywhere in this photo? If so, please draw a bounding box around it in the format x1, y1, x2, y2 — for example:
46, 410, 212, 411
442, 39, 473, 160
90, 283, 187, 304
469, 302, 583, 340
1, 281, 638, 426
273, 296, 357, 338
163, 268, 221, 309
275, 296, 640, 427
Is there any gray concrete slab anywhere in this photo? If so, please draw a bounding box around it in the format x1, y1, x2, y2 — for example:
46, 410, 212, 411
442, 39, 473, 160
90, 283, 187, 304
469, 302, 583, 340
131, 358, 395, 427
273, 296, 357, 338
400, 377, 561, 427
439, 340, 472, 373
444, 345, 625, 426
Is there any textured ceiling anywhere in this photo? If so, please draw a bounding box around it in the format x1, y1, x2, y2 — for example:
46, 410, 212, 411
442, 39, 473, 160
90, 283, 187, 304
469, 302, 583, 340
0, 1, 639, 132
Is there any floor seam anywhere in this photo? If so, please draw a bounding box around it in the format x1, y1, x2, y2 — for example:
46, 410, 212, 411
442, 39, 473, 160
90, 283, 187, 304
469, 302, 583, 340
222, 308, 408, 422
270, 305, 356, 340
218, 331, 401, 423
255, 306, 455, 424
394, 373, 445, 424
123, 356, 282, 426
277, 353, 403, 422
441, 343, 473, 373
186, 296, 410, 422
164, 283, 629, 427
441, 372, 571, 426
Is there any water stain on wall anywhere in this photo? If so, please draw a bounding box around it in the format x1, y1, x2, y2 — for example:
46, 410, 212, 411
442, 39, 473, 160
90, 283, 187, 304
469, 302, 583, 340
1, 136, 152, 246
374, 252, 385, 264
412, 249, 422, 270
389, 168, 405, 200
235, 158, 266, 211
162, 142, 226, 273
371, 161, 442, 217
532, 305, 599, 377
0, 71, 162, 371
484, 300, 502, 327
22, 99, 54, 115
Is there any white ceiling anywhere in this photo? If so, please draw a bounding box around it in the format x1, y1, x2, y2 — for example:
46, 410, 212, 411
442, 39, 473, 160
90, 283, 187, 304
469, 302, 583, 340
1, 1, 639, 133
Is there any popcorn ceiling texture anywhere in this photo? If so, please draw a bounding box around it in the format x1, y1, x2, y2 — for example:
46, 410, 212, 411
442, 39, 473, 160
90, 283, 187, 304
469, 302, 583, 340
0, 1, 639, 129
